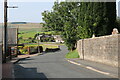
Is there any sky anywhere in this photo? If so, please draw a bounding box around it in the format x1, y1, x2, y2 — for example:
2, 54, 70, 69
0, 2, 54, 23
8, 2, 54, 23
0, 0, 120, 23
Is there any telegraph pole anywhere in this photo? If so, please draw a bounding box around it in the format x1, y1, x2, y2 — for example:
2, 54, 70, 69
3, 0, 18, 63
3, 0, 8, 63
37, 30, 40, 53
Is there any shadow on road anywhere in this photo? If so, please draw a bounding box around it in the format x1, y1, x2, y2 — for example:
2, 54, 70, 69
14, 64, 47, 79
45, 48, 61, 53
19, 57, 34, 61
40, 48, 61, 55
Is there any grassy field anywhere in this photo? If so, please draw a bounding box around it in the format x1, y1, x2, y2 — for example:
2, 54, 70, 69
18, 28, 42, 38
19, 29, 60, 38
65, 50, 79, 58
18, 27, 61, 44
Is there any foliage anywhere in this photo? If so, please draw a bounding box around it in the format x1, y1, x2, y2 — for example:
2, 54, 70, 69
42, 2, 64, 31
19, 46, 42, 54
62, 21, 78, 50
116, 17, 120, 32
65, 50, 79, 58
78, 2, 116, 37
40, 36, 55, 42
42, 2, 116, 51
19, 46, 28, 54
42, 2, 79, 51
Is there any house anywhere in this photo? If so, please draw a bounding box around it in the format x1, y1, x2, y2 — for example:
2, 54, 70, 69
53, 35, 64, 43
36, 34, 55, 42
36, 34, 64, 43
36, 35, 43, 40
36, 34, 53, 40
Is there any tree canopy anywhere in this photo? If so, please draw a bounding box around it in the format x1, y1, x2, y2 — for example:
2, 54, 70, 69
42, 2, 116, 51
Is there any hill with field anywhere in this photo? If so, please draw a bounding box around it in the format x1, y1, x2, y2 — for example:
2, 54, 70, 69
0, 22, 43, 29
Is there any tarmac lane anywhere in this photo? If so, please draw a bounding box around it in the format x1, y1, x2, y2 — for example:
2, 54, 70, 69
13, 45, 119, 79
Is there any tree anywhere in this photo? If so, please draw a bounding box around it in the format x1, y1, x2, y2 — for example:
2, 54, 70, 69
77, 2, 116, 37
116, 17, 120, 31
42, 2, 79, 51
57, 2, 79, 51
77, 2, 93, 38
42, 2, 117, 51
42, 2, 64, 31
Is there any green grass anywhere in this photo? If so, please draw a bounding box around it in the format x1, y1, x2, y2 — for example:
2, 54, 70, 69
65, 50, 79, 58
18, 31, 37, 38
18, 28, 42, 39
18, 29, 61, 39
18, 39, 32, 44
18, 28, 62, 44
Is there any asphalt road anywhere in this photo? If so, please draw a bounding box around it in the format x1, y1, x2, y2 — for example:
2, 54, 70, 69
13, 45, 116, 79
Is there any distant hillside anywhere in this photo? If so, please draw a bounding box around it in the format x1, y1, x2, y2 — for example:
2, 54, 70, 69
0, 23, 43, 29
11, 22, 27, 24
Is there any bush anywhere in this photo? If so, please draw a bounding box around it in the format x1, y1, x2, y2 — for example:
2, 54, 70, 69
19, 36, 23, 39
40, 37, 55, 42
19, 46, 43, 55
19, 46, 28, 54
28, 37, 32, 39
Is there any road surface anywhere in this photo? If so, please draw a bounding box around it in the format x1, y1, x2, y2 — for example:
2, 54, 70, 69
13, 45, 116, 79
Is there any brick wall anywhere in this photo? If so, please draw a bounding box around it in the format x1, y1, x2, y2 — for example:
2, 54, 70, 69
77, 34, 120, 67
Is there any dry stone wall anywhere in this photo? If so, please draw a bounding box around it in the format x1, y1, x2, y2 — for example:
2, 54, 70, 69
77, 34, 120, 67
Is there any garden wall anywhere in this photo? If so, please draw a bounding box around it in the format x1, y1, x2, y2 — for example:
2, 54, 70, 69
77, 34, 120, 67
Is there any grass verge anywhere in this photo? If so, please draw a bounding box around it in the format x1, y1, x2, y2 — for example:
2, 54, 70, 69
65, 50, 79, 58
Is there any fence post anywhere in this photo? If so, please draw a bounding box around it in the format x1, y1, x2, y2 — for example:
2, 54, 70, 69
16, 28, 18, 57
14, 47, 17, 57
8, 47, 12, 60
28, 47, 30, 55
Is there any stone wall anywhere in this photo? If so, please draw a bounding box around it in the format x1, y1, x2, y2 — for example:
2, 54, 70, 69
77, 34, 120, 67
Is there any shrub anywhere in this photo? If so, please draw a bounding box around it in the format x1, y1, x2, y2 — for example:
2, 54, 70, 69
19, 46, 43, 55
19, 46, 28, 54
40, 37, 55, 42
19, 36, 23, 39
28, 37, 32, 39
